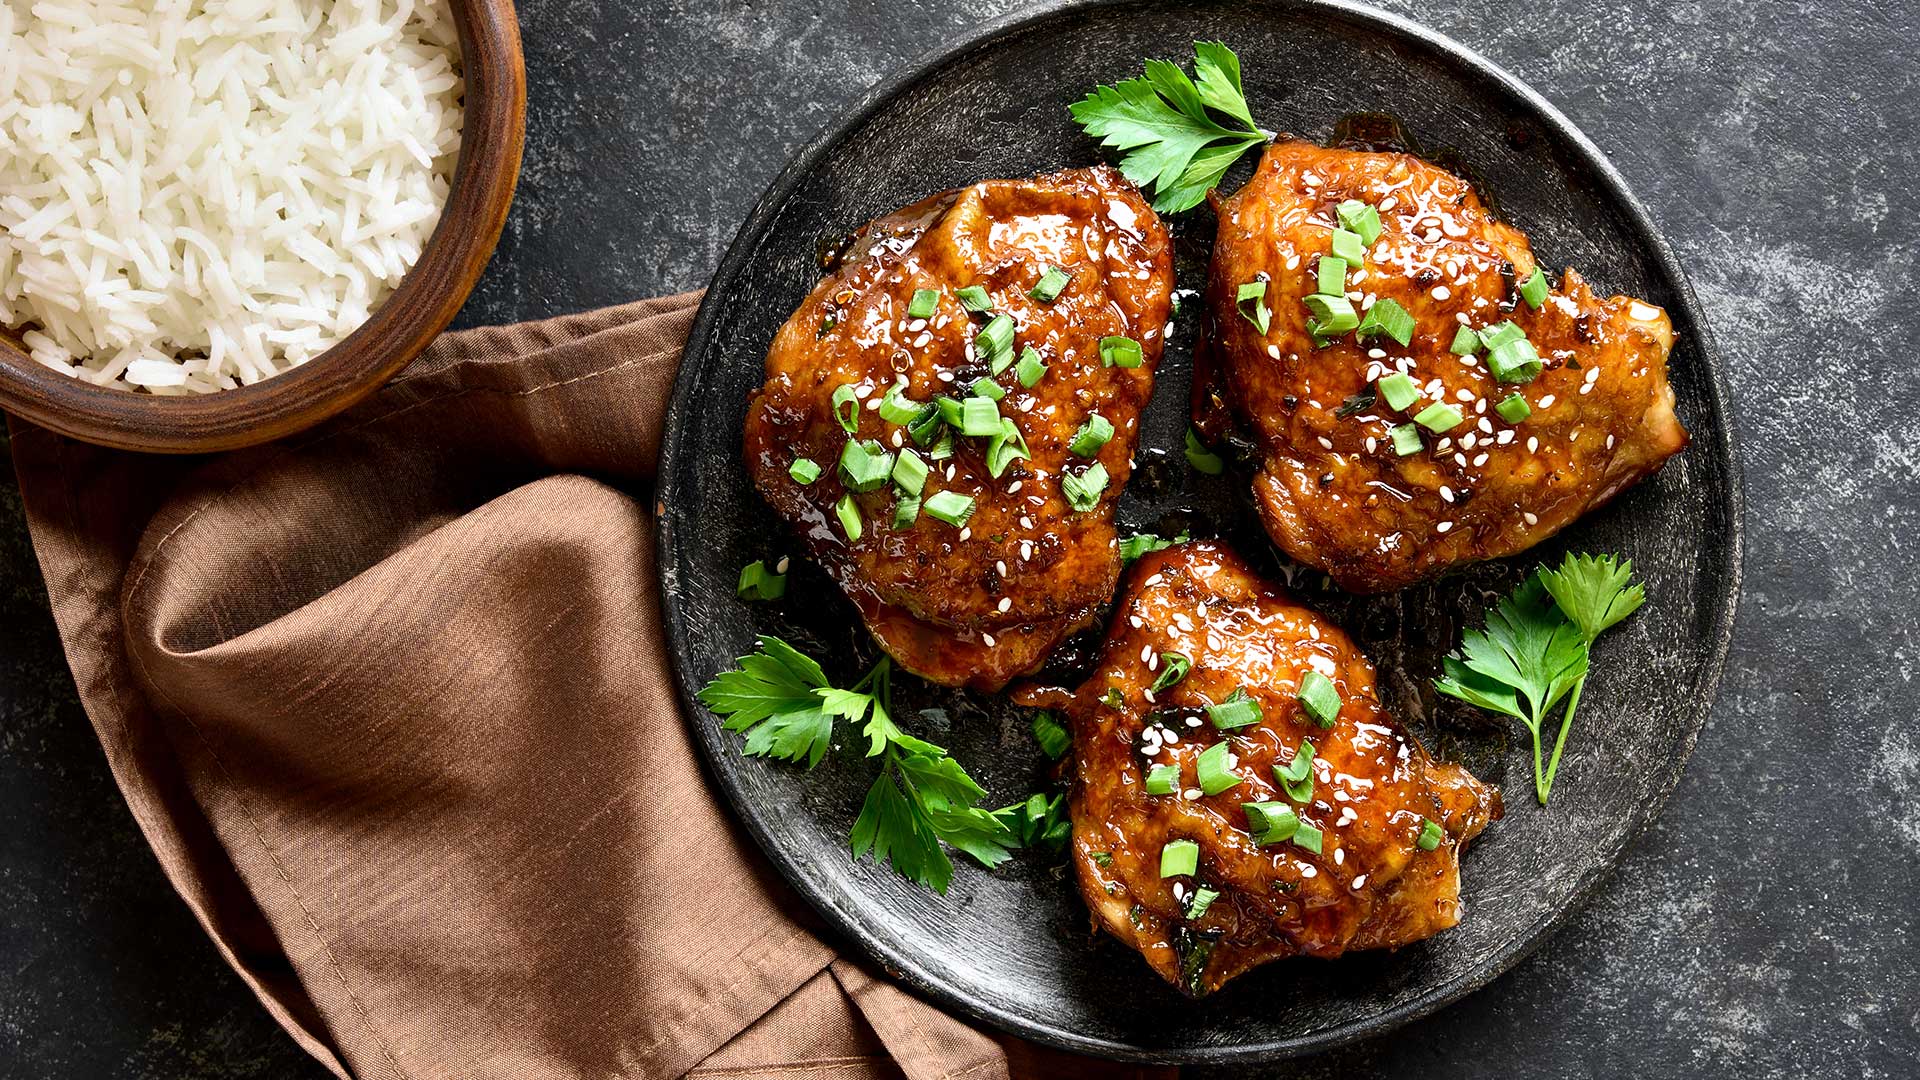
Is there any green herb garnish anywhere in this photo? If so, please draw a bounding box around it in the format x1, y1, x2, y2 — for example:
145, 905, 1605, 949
1434, 553, 1646, 804
1031, 711, 1071, 760
1184, 427, 1225, 474
1070, 42, 1270, 213
736, 560, 786, 601
698, 640, 1015, 892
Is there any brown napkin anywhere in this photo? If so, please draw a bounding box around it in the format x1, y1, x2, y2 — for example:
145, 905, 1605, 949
10, 293, 1173, 1080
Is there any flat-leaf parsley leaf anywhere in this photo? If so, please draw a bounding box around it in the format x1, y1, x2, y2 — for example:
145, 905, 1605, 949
1070, 41, 1270, 213
699, 638, 1014, 892
1434, 553, 1644, 804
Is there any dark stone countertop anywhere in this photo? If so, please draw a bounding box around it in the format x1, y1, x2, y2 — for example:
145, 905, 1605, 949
2, 1, 1913, 1076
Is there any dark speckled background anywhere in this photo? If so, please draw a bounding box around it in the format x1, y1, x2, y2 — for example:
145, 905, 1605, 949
2, 1, 1913, 1076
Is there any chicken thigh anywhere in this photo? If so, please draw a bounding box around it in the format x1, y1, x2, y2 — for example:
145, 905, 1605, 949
1197, 140, 1686, 593
746, 166, 1173, 689
1016, 541, 1499, 994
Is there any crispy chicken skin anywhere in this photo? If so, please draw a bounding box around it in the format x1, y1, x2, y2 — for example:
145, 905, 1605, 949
1198, 141, 1687, 593
746, 166, 1173, 690
1015, 541, 1499, 994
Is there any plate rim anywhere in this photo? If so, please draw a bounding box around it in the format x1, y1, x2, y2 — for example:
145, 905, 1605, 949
656, 0, 1745, 1063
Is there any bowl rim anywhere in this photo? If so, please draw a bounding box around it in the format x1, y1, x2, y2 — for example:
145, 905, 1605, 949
657, 0, 1746, 1064
0, 0, 526, 454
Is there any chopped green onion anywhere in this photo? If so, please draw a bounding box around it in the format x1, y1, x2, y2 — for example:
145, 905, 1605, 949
878, 384, 925, 424
1296, 670, 1341, 728
1207, 687, 1262, 730
1330, 226, 1367, 265
736, 560, 786, 601
1337, 199, 1383, 245
985, 418, 1030, 478
959, 396, 1001, 437
1413, 402, 1463, 433
1449, 325, 1481, 356
1120, 531, 1186, 562
1389, 423, 1424, 456
1028, 265, 1072, 303
1185, 886, 1219, 920
1236, 280, 1271, 334
976, 314, 1015, 369
1197, 741, 1242, 795
1276, 740, 1315, 803
1478, 320, 1525, 350
1291, 822, 1324, 854
834, 494, 862, 541
1496, 393, 1532, 423
1316, 255, 1347, 297
893, 497, 921, 529
1100, 335, 1144, 368
1377, 372, 1419, 411
1159, 839, 1199, 878
923, 490, 975, 527
1302, 293, 1359, 332
1061, 462, 1108, 512
1185, 428, 1225, 474
1356, 298, 1415, 346
1335, 389, 1376, 418
1015, 346, 1047, 387
837, 439, 895, 493
1032, 711, 1071, 760
1145, 762, 1180, 795
1150, 651, 1191, 693
1069, 413, 1114, 457
1243, 801, 1300, 845
1101, 686, 1125, 709
926, 429, 955, 461
971, 377, 1005, 401
1487, 337, 1543, 384
906, 403, 944, 446
935, 395, 965, 427
1519, 267, 1549, 309
956, 285, 993, 313
830, 384, 859, 433
1417, 817, 1445, 851
788, 457, 822, 484
907, 288, 939, 319
891, 447, 928, 496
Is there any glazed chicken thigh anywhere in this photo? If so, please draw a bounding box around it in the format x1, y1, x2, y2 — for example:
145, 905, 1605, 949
1197, 140, 1687, 593
746, 166, 1173, 689
1016, 541, 1498, 994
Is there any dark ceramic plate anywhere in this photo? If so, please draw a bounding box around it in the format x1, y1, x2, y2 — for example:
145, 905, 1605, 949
657, 0, 1741, 1063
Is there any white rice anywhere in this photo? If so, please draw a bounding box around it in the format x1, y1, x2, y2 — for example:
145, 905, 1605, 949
0, 0, 464, 394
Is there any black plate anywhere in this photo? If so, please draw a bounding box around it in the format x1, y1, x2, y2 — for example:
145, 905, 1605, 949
657, 0, 1741, 1063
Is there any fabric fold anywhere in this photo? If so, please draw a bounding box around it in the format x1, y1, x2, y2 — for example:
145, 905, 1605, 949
10, 293, 1173, 1080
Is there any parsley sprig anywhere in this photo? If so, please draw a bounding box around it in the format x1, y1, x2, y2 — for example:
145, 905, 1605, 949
1434, 554, 1646, 804
697, 637, 1017, 892
1070, 41, 1271, 213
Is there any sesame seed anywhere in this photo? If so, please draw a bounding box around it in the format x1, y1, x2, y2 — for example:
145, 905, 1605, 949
1523, 511, 1539, 526
1436, 521, 1454, 533
1496, 429, 1515, 444
1440, 486, 1455, 503
1334, 848, 1345, 865
998, 597, 1012, 612
1431, 285, 1451, 300
1020, 516, 1033, 529
1163, 729, 1179, 744
936, 370, 955, 382
1143, 689, 1157, 704
1453, 452, 1467, 467
1580, 382, 1595, 395
1366, 436, 1378, 453
865, 397, 881, 410
1527, 436, 1539, 453
1020, 541, 1032, 560
854, 384, 873, 399
959, 526, 971, 541
775, 556, 790, 574
1148, 652, 1160, 672
982, 632, 996, 647
1007, 481, 1022, 493
997, 560, 1007, 575
1368, 348, 1386, 359
1140, 644, 1153, 663
1318, 436, 1334, 450
1455, 387, 1473, 402
1144, 574, 1164, 587
1461, 433, 1477, 450
1186, 716, 1202, 728
1267, 344, 1281, 359
1379, 196, 1397, 210
1606, 434, 1616, 449
1352, 874, 1368, 889
1285, 254, 1300, 270
1129, 615, 1143, 629
1585, 367, 1601, 384
1538, 394, 1556, 408
891, 430, 904, 448
1473, 452, 1489, 466
1183, 788, 1202, 800
1301, 864, 1318, 878
1478, 417, 1493, 433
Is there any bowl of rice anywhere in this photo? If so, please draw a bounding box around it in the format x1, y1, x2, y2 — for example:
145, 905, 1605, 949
0, 0, 524, 453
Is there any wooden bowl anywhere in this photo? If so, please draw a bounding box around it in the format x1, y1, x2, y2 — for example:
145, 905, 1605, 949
0, 1, 526, 454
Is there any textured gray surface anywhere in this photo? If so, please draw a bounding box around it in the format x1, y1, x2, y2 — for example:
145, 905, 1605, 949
0, 0, 1913, 1076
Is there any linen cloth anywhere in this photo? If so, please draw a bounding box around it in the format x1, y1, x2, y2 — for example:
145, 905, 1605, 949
10, 293, 1172, 1080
